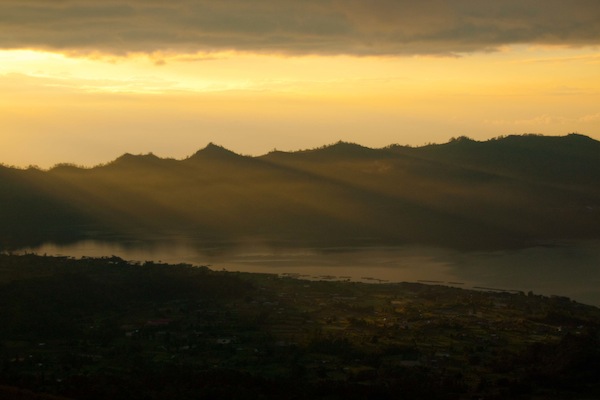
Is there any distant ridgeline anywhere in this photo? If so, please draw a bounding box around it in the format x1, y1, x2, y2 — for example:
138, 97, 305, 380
1, 133, 599, 250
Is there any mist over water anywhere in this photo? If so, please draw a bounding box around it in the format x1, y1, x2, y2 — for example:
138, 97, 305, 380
16, 239, 600, 306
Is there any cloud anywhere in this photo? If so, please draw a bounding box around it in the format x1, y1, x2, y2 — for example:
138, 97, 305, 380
484, 112, 600, 127
580, 113, 600, 123
519, 53, 600, 64
1, 0, 599, 56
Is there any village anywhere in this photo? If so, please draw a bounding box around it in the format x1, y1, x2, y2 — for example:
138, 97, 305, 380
1, 254, 599, 399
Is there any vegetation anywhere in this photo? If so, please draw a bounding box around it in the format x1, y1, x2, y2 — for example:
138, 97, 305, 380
1, 254, 599, 399
0, 134, 598, 251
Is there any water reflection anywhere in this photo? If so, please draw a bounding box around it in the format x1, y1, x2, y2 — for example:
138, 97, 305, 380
17, 239, 600, 306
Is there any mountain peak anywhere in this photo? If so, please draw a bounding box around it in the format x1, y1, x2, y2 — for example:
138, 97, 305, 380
115, 152, 160, 163
103, 152, 164, 170
310, 141, 380, 158
187, 143, 242, 161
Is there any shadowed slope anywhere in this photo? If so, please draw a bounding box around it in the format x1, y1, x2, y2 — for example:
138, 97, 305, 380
0, 167, 95, 248
387, 134, 600, 187
1, 134, 599, 250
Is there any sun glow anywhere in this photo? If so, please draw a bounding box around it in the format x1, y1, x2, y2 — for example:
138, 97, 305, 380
1, 46, 599, 96
1, 45, 599, 168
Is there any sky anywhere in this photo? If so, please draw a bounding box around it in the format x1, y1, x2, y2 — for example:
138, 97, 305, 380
1, 0, 599, 168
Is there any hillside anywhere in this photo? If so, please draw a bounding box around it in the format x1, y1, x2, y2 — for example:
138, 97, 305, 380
0, 134, 599, 250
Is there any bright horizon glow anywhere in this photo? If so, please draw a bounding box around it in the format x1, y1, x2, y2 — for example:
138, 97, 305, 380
1, 45, 599, 168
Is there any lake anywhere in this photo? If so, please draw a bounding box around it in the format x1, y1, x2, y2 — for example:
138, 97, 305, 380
15, 239, 600, 307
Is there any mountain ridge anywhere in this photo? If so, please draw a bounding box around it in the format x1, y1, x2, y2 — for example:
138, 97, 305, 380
104, 133, 600, 172
4, 133, 597, 172
0, 133, 598, 251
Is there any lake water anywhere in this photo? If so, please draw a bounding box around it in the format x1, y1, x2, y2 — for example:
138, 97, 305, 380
15, 239, 600, 307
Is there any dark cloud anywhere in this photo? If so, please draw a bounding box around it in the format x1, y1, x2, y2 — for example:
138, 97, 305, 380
1, 0, 599, 56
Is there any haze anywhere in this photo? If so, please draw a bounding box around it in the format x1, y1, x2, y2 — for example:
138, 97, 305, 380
1, 0, 599, 168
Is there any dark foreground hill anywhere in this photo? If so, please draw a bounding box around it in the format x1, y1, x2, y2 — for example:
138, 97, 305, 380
1, 134, 599, 250
1, 254, 599, 399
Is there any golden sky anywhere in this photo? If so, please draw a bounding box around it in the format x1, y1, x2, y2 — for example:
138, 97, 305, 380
1, 0, 599, 168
